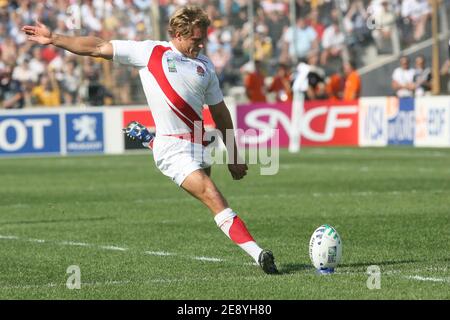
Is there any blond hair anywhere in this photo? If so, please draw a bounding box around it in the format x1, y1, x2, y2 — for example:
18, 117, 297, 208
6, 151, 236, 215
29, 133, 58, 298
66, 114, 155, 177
168, 6, 210, 38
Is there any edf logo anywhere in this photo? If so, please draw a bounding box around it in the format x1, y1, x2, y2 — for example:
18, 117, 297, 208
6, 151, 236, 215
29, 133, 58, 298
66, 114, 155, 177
0, 115, 60, 155
66, 113, 103, 153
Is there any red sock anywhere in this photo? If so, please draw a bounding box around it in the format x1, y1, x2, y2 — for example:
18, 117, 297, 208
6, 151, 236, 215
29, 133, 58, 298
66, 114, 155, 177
214, 208, 262, 262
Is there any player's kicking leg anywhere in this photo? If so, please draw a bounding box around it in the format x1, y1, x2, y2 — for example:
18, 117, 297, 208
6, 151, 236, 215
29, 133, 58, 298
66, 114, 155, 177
180, 169, 278, 275
123, 121, 278, 274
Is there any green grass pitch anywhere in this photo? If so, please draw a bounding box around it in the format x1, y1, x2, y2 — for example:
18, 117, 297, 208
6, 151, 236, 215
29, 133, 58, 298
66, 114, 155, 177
0, 147, 449, 299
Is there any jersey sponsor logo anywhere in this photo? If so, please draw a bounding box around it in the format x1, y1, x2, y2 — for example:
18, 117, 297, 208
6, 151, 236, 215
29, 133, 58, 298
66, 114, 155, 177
0, 114, 60, 155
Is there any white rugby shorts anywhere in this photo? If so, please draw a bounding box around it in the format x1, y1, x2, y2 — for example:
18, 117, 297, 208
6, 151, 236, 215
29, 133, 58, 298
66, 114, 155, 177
152, 135, 212, 186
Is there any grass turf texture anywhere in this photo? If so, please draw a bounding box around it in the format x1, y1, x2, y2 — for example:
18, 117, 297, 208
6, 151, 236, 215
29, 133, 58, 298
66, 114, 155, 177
0, 147, 449, 299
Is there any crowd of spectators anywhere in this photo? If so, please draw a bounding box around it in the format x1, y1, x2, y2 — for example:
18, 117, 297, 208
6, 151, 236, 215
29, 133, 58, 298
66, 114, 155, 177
0, 0, 442, 109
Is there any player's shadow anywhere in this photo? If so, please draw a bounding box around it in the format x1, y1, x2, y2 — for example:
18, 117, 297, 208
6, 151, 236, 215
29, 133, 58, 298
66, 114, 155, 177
0, 216, 111, 225
278, 263, 314, 274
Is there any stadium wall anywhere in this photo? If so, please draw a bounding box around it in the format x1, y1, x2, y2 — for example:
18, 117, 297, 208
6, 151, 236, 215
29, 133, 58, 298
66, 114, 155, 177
0, 97, 449, 157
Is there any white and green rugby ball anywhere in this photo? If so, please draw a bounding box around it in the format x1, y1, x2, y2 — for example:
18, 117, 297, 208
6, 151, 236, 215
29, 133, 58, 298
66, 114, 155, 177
309, 224, 342, 271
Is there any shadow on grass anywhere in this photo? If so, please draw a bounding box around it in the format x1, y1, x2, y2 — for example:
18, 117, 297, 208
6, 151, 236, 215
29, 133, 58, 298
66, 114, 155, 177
0, 216, 111, 226
278, 263, 313, 275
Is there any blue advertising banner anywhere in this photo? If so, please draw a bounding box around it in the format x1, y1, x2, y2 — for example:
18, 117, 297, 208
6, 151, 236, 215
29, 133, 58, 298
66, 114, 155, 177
65, 113, 104, 153
0, 114, 60, 155
388, 98, 415, 145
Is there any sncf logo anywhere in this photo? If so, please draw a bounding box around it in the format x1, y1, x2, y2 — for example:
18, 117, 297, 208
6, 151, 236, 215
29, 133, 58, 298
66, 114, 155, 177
241, 105, 358, 145
301, 106, 358, 142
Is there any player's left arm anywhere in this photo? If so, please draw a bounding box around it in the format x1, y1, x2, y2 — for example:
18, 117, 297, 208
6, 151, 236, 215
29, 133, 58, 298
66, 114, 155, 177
209, 101, 248, 180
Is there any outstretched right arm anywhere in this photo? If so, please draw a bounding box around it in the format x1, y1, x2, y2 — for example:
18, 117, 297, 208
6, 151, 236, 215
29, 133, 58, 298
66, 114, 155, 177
22, 21, 112, 60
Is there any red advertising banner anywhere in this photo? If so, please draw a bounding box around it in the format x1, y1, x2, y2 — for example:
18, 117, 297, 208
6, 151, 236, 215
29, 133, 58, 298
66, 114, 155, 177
302, 100, 359, 146
236, 100, 359, 147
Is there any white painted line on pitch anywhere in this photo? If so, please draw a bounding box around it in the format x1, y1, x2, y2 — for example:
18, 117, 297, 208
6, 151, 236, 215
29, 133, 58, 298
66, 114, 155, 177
404, 275, 450, 283
27, 238, 46, 243
99, 245, 128, 251
192, 256, 223, 262
0, 235, 19, 240
145, 251, 175, 256
60, 241, 90, 247
0, 282, 60, 290
0, 234, 224, 264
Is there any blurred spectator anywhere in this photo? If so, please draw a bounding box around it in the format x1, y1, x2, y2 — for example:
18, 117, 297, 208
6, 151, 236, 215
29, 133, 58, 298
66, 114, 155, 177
308, 9, 325, 42
392, 56, 415, 97
260, 0, 287, 15
342, 60, 361, 101
292, 53, 327, 100
0, 65, 24, 109
210, 45, 232, 87
1, 38, 17, 66
281, 16, 319, 64
12, 58, 37, 83
243, 60, 267, 103
87, 70, 114, 106
401, 0, 431, 43
81, 0, 102, 32
326, 72, 344, 101
369, 0, 396, 54
29, 46, 45, 79
264, 10, 289, 58
268, 63, 293, 102
114, 66, 132, 105
61, 59, 81, 106
320, 14, 345, 66
41, 44, 59, 64
31, 69, 61, 107
413, 54, 431, 97
305, 53, 327, 100
253, 26, 273, 64
344, 1, 371, 45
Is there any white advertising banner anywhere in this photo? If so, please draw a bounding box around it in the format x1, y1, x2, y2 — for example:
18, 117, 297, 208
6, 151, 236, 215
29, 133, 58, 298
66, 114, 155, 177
358, 97, 388, 147
415, 97, 450, 147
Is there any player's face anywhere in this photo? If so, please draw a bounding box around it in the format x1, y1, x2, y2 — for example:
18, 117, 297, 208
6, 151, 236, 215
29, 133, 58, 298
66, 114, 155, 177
177, 27, 206, 58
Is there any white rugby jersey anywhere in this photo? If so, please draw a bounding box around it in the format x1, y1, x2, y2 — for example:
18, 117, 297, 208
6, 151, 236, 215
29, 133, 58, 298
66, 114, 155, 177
111, 40, 223, 139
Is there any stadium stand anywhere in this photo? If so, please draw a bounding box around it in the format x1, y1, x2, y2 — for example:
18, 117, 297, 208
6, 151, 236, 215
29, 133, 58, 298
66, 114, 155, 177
0, 0, 449, 108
